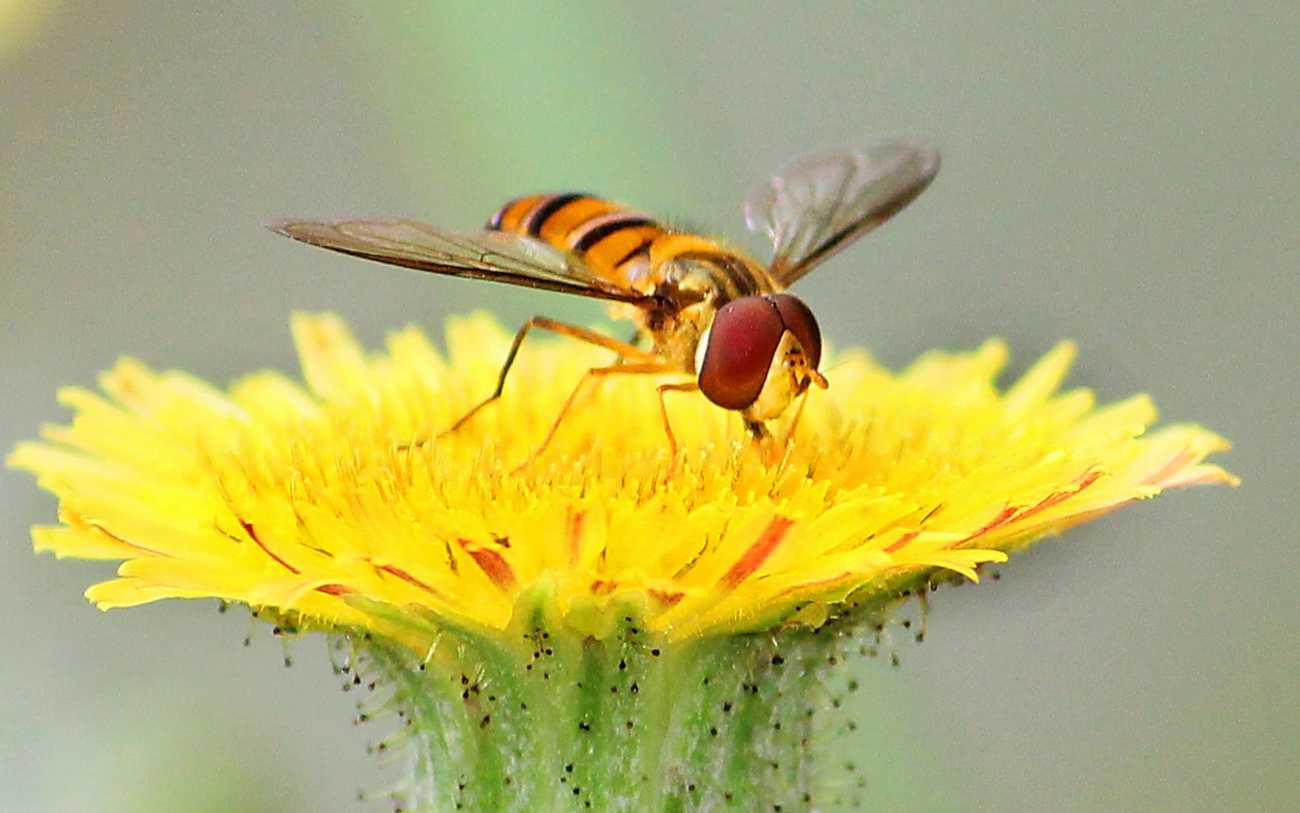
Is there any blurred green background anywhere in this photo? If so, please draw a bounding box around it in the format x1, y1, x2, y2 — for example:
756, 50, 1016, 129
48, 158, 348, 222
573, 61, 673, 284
3, 2, 1295, 811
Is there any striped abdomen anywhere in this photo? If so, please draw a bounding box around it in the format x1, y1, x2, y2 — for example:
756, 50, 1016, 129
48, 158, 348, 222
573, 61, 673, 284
486, 193, 773, 301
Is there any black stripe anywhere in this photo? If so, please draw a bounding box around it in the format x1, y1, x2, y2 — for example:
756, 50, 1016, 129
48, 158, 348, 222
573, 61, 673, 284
524, 193, 588, 237
574, 215, 657, 253
714, 259, 743, 299
486, 203, 508, 230
680, 251, 759, 300
715, 254, 758, 296
612, 235, 655, 267
696, 256, 738, 300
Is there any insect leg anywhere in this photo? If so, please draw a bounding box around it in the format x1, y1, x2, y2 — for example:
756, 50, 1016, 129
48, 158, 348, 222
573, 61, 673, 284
657, 381, 701, 462
778, 388, 811, 447
513, 362, 679, 472
441, 317, 658, 437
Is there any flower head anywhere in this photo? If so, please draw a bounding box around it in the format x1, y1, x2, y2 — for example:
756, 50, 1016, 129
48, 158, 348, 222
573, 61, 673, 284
11, 312, 1237, 811
11, 313, 1234, 654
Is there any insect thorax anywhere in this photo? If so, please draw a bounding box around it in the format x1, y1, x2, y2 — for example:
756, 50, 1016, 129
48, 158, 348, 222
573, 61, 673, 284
644, 249, 776, 371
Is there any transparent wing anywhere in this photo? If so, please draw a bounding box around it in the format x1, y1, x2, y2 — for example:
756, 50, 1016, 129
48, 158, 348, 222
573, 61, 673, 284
743, 141, 940, 285
267, 218, 653, 304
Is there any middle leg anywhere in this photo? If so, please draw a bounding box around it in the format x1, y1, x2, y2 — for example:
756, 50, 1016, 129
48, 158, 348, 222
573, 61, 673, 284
442, 316, 658, 438
515, 362, 683, 470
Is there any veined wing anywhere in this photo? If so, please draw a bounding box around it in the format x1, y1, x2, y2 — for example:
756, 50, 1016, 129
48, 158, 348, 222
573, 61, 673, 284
267, 218, 654, 304
743, 141, 940, 286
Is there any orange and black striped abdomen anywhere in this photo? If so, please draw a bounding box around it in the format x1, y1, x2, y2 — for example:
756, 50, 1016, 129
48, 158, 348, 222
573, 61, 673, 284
488, 193, 775, 301
487, 193, 665, 289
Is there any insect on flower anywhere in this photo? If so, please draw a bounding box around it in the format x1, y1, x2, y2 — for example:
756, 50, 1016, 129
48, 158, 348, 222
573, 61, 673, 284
269, 141, 939, 459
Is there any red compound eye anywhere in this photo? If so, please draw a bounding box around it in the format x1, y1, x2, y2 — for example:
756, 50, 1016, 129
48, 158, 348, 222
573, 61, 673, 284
698, 297, 787, 409
698, 294, 822, 410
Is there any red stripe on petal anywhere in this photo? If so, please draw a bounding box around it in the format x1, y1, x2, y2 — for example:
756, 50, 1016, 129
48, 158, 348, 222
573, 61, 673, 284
568, 510, 586, 566
649, 588, 685, 607
720, 516, 795, 589
88, 522, 168, 557
240, 520, 300, 575
458, 539, 518, 591
1142, 450, 1195, 487
1012, 470, 1103, 524
380, 564, 438, 596
959, 506, 1018, 544
948, 472, 1105, 551
316, 583, 355, 596
883, 530, 920, 554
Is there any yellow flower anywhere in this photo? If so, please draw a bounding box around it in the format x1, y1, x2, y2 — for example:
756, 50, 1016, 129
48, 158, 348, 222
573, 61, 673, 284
10, 313, 1235, 655
11, 312, 1238, 811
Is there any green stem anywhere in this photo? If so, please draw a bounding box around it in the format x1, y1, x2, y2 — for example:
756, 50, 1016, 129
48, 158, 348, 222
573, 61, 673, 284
350, 592, 914, 813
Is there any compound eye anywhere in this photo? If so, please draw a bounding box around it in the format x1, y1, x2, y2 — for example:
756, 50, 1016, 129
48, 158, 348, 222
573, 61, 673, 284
697, 296, 786, 410
768, 293, 822, 370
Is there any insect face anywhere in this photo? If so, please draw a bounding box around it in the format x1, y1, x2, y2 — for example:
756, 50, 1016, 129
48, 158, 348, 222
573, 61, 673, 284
696, 294, 824, 417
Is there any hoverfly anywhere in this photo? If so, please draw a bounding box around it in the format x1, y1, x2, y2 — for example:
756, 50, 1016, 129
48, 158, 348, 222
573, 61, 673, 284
269, 141, 939, 460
